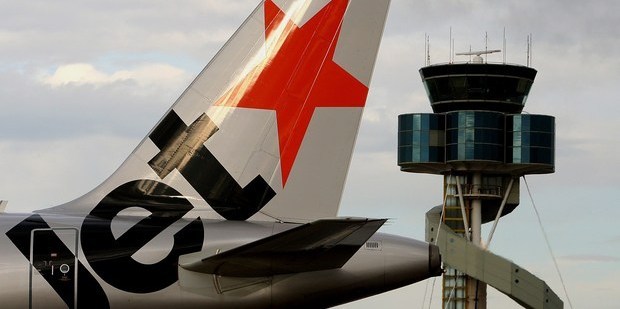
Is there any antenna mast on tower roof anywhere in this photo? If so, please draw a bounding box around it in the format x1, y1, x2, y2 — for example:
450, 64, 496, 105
527, 34, 533, 67
503, 27, 507, 64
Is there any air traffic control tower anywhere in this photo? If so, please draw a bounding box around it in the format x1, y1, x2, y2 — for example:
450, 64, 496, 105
398, 52, 563, 308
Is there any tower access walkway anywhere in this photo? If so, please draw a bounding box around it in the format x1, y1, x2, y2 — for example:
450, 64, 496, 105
425, 206, 563, 309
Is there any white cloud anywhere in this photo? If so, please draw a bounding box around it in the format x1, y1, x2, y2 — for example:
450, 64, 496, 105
40, 63, 111, 87
39, 62, 188, 91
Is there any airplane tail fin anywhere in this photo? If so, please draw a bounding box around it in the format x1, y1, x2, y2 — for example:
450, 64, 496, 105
50, 0, 391, 222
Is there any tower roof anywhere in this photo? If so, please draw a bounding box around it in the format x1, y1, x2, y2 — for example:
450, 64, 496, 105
419, 63, 537, 114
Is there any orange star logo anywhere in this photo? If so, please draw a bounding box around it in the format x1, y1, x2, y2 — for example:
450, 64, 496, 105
215, 0, 368, 185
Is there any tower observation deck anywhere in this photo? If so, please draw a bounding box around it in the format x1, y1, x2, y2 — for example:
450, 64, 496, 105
398, 58, 560, 308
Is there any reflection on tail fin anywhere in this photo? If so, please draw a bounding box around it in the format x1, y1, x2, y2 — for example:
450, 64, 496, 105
52, 0, 391, 222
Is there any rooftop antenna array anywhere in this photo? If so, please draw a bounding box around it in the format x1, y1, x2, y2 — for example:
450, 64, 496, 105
423, 31, 534, 66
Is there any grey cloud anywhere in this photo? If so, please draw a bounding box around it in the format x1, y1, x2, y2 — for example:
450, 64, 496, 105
0, 0, 249, 64
559, 255, 620, 263
610, 236, 620, 244
0, 69, 179, 140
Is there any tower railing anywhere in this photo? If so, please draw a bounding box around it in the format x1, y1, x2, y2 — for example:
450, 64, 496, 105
460, 185, 503, 199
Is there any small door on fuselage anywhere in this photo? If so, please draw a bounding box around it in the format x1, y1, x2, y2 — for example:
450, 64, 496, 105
30, 228, 78, 309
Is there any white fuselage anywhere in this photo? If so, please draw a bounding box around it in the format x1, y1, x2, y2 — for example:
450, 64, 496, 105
0, 211, 440, 308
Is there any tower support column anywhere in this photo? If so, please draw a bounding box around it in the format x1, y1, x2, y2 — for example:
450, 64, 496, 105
467, 172, 486, 309
471, 173, 482, 246
466, 277, 487, 309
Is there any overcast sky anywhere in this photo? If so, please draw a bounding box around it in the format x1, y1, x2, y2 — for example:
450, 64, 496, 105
1, 0, 619, 308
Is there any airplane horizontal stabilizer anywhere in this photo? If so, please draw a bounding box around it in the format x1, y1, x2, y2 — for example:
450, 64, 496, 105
180, 218, 386, 277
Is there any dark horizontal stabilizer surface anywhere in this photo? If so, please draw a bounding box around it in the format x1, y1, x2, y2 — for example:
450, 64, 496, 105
180, 218, 386, 277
